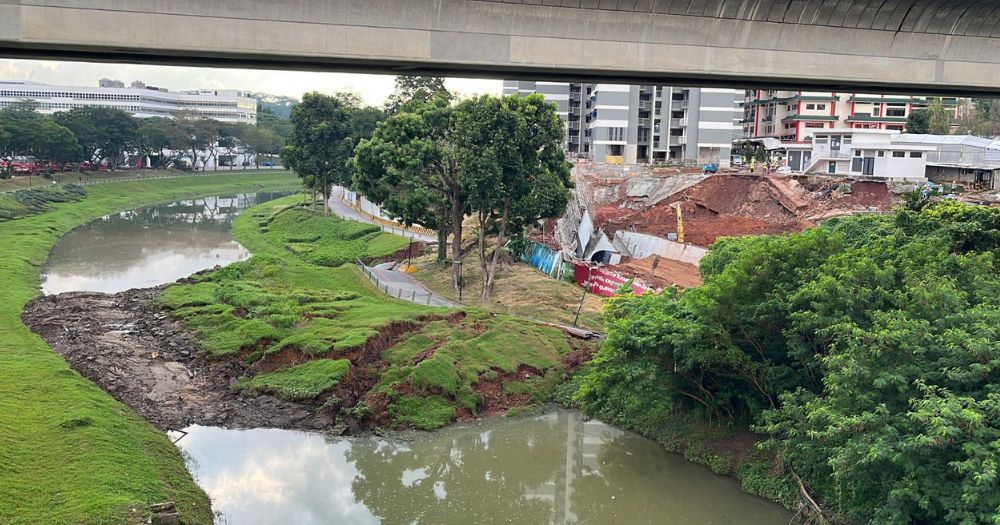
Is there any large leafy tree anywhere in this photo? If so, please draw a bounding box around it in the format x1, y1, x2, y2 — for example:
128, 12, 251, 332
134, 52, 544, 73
135, 117, 182, 169
53, 107, 136, 170
454, 94, 572, 300
385, 75, 451, 115
283, 92, 364, 214
173, 115, 218, 170
352, 96, 467, 284
576, 201, 1000, 524
906, 108, 930, 134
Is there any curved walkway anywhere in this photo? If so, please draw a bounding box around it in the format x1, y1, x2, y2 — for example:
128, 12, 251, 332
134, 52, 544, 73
327, 186, 436, 243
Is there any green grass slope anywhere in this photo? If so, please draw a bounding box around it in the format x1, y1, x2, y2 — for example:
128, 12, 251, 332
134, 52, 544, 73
0, 171, 299, 525
162, 194, 585, 432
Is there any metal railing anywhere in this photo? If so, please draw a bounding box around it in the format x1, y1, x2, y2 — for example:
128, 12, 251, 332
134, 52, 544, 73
357, 261, 458, 307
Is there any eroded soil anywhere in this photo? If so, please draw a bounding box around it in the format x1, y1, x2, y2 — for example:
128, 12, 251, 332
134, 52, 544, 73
23, 287, 334, 432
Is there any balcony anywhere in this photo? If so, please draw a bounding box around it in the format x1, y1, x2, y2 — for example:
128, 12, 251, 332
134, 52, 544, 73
671, 100, 689, 111
639, 100, 652, 110
637, 117, 651, 127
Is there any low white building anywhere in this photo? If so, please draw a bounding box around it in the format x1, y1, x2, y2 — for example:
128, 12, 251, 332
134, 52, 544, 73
894, 134, 1000, 191
766, 129, 932, 181
0, 79, 257, 123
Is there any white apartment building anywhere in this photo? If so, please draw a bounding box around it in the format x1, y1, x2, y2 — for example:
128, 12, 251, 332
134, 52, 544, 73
503, 81, 742, 166
0, 80, 257, 123
743, 90, 962, 143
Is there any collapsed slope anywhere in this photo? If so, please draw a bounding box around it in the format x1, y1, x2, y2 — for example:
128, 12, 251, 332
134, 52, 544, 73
591, 174, 899, 247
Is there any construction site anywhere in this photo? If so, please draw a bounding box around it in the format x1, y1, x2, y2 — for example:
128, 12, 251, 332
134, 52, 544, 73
536, 162, 906, 293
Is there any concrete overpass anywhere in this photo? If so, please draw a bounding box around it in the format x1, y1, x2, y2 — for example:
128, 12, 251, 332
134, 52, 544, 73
0, 0, 999, 95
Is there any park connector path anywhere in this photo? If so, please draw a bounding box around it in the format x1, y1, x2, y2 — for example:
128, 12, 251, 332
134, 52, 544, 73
363, 261, 461, 308
328, 186, 437, 243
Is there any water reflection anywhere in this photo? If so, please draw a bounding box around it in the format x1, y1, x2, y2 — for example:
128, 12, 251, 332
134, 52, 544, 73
40, 192, 288, 294
176, 410, 792, 525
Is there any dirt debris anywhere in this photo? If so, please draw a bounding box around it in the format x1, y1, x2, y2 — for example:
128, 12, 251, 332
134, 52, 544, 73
22, 288, 332, 432
593, 174, 898, 248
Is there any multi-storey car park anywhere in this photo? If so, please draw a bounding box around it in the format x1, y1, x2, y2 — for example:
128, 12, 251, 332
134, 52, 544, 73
0, 79, 257, 123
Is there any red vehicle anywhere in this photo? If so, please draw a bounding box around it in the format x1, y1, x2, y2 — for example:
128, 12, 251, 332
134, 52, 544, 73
11, 157, 40, 175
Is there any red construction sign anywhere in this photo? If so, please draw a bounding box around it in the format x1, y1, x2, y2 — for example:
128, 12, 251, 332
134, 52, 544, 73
572, 263, 655, 297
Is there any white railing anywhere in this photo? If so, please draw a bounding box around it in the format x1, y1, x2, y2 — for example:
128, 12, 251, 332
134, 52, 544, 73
357, 261, 458, 307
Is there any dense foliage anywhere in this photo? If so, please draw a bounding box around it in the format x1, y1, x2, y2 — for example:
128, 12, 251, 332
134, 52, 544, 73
576, 201, 1000, 524
0, 102, 287, 175
352, 92, 572, 295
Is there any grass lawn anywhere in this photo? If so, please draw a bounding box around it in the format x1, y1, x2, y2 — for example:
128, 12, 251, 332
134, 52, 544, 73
162, 194, 588, 431
0, 171, 299, 525
407, 248, 605, 331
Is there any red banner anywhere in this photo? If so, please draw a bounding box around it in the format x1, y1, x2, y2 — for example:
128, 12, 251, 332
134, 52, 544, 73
572, 263, 655, 297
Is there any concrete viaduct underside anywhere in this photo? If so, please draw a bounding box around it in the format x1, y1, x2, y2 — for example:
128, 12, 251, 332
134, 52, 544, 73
1, 0, 999, 95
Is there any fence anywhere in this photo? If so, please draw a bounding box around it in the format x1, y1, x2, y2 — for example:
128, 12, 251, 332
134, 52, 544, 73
357, 261, 458, 307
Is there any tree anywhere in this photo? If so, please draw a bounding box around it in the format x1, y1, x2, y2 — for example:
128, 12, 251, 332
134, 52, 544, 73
454, 94, 572, 300
575, 201, 1000, 524
385, 76, 452, 115
283, 92, 359, 214
352, 96, 468, 286
174, 116, 218, 171
906, 108, 930, 134
28, 119, 83, 166
956, 98, 1000, 137
0, 101, 41, 178
926, 99, 952, 135
135, 117, 183, 169
54, 107, 136, 170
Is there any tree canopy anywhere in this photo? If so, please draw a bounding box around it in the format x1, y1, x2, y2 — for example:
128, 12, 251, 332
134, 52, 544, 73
576, 200, 1000, 524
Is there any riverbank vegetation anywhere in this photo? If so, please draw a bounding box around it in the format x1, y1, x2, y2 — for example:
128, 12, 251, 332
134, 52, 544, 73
406, 246, 605, 331
160, 194, 590, 431
0, 171, 299, 524
573, 199, 1000, 524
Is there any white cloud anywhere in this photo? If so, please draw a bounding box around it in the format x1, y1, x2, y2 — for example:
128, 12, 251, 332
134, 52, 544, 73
0, 59, 503, 106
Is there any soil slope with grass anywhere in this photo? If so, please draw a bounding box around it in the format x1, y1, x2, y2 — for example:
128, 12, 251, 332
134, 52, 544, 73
150, 195, 597, 431
0, 171, 299, 525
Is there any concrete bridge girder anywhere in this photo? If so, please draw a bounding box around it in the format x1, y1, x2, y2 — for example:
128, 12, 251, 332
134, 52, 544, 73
0, 0, 998, 95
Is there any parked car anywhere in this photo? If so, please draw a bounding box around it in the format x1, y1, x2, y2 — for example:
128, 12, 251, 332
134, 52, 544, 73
703, 163, 719, 174
776, 165, 792, 175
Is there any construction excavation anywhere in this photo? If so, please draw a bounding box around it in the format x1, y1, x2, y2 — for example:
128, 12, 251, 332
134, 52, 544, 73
539, 163, 903, 292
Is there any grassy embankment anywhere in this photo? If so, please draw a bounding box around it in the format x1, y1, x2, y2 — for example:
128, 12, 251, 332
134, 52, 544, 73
407, 248, 605, 331
0, 171, 300, 525
160, 194, 586, 431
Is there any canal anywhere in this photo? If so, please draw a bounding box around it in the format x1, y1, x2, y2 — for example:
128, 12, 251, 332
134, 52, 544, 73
39, 193, 794, 525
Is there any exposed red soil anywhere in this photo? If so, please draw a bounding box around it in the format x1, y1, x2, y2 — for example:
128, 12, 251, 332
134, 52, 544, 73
468, 364, 542, 418
595, 175, 897, 248
562, 346, 597, 374
611, 256, 703, 289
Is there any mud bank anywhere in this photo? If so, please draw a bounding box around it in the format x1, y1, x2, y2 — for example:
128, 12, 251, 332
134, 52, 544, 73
22, 287, 334, 432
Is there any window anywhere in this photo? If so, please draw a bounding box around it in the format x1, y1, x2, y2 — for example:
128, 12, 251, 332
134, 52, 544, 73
886, 104, 906, 117
873, 107, 881, 116
854, 150, 863, 157
893, 151, 906, 158
878, 151, 885, 157
805, 122, 825, 128
817, 104, 827, 110
806, 104, 815, 110
910, 151, 923, 158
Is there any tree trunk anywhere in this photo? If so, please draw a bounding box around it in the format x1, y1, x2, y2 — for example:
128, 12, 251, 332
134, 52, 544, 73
322, 176, 330, 216
450, 196, 464, 291
481, 199, 510, 302
477, 211, 490, 301
436, 228, 448, 262
311, 189, 317, 211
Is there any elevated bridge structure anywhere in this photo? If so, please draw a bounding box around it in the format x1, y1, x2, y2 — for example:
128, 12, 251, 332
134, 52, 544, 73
1, 0, 999, 95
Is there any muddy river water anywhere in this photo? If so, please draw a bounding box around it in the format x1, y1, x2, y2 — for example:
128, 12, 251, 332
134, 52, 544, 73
40, 194, 794, 524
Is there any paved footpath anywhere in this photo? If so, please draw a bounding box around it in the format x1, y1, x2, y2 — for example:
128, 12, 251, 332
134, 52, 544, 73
363, 262, 460, 308
328, 186, 437, 243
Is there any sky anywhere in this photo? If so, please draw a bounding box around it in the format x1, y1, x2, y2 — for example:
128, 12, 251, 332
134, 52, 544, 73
0, 59, 503, 106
